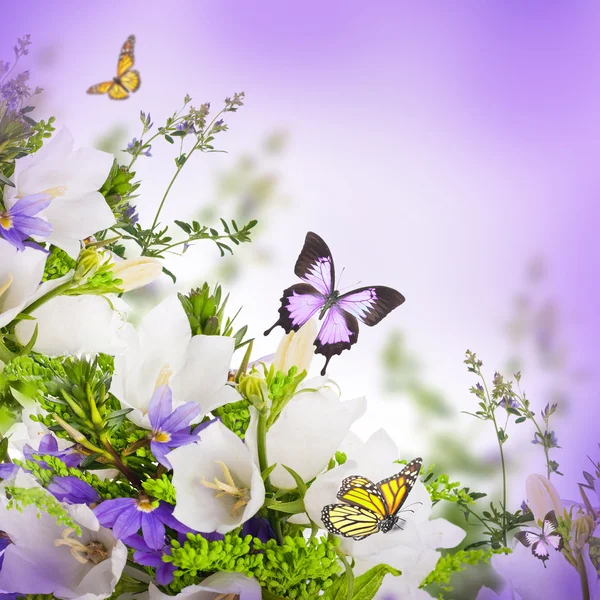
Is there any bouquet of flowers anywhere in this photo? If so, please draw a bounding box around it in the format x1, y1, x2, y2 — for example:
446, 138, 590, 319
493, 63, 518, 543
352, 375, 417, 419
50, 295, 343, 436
0, 37, 597, 600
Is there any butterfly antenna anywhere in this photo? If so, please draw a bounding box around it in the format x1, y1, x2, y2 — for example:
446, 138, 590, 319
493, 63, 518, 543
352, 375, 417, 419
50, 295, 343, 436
336, 266, 346, 289
400, 500, 424, 515
338, 280, 363, 293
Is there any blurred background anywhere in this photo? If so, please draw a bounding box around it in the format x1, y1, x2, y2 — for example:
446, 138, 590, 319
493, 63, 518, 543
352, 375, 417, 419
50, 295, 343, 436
4, 0, 600, 579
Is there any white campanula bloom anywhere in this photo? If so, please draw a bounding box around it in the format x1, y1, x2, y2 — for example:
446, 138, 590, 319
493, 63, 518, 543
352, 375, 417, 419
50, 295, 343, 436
267, 376, 366, 489
525, 474, 566, 523
302, 429, 465, 599
0, 238, 46, 329
109, 256, 163, 292
0, 471, 126, 599
4, 128, 115, 258
149, 572, 262, 600
272, 318, 318, 374
168, 418, 265, 534
111, 295, 239, 429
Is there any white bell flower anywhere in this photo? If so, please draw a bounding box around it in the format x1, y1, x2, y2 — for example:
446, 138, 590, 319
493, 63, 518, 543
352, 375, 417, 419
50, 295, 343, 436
111, 295, 239, 429
4, 128, 115, 258
149, 572, 262, 600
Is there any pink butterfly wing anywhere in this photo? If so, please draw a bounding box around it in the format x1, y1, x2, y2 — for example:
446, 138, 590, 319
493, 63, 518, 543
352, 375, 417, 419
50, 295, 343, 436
337, 286, 405, 326
314, 305, 359, 375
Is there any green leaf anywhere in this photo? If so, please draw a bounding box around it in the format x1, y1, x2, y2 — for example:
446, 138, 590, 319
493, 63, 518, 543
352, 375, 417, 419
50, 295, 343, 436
322, 564, 401, 600
282, 464, 308, 496
18, 324, 39, 357
266, 499, 305, 514
515, 416, 526, 424
162, 266, 177, 283
0, 173, 15, 187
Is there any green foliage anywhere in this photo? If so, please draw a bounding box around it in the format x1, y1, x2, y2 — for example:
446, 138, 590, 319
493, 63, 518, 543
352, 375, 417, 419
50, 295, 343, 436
421, 465, 484, 506
99, 159, 140, 224
264, 366, 307, 429
42, 246, 76, 282
421, 547, 511, 598
167, 534, 341, 599
322, 564, 401, 600
143, 474, 176, 504
178, 283, 250, 348
6, 485, 81, 535
212, 399, 252, 439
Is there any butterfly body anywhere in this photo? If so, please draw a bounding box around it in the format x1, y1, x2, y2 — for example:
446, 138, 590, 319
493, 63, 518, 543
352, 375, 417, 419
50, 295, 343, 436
514, 510, 564, 566
321, 458, 422, 541
265, 232, 405, 375
87, 35, 140, 100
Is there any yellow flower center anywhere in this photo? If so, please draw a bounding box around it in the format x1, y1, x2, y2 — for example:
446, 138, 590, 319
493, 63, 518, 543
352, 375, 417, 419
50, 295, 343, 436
154, 364, 173, 390
153, 431, 171, 443
54, 528, 108, 565
136, 497, 156, 513
201, 461, 250, 516
0, 275, 13, 302
42, 185, 68, 199
0, 213, 12, 230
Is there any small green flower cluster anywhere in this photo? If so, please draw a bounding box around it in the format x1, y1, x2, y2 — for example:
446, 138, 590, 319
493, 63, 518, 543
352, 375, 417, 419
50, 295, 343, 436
167, 533, 341, 599
212, 398, 252, 439
42, 246, 76, 282
6, 485, 81, 535
142, 474, 176, 504
99, 159, 140, 225
420, 547, 511, 598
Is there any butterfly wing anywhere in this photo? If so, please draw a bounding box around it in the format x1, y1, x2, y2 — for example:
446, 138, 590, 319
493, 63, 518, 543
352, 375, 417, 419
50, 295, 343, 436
264, 283, 326, 336
119, 69, 141, 93
541, 511, 564, 551
108, 83, 130, 100
337, 476, 388, 519
337, 286, 405, 326
314, 305, 359, 375
117, 35, 136, 77
514, 530, 541, 549
294, 231, 335, 296
377, 457, 422, 517
321, 503, 381, 540
86, 81, 114, 95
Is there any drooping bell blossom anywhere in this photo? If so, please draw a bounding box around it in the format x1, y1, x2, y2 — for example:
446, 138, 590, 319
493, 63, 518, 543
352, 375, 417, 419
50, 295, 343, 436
272, 318, 318, 374
123, 533, 177, 586
112, 295, 240, 429
4, 128, 115, 258
241, 515, 276, 543
110, 256, 163, 292
0, 193, 52, 251
23, 433, 83, 469
94, 496, 192, 551
149, 572, 262, 600
0, 239, 46, 329
525, 474, 566, 523
168, 418, 265, 534
47, 476, 101, 505
14, 280, 126, 356
0, 471, 126, 599
267, 376, 366, 489
147, 385, 202, 469
301, 429, 465, 596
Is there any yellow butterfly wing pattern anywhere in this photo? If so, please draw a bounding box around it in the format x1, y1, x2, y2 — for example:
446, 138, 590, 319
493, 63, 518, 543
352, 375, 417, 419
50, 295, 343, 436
87, 35, 140, 100
321, 458, 423, 541
378, 458, 422, 516
321, 504, 381, 541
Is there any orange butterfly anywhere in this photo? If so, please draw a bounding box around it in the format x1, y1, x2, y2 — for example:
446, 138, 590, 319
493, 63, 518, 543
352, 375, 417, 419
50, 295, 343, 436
87, 35, 140, 100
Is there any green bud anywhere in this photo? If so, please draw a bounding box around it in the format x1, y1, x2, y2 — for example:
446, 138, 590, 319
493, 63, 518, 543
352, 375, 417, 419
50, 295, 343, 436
574, 512, 595, 549
73, 249, 101, 282
238, 374, 268, 408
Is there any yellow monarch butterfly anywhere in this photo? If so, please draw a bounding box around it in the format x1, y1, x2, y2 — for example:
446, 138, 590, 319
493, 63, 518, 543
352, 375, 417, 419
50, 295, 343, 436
321, 457, 422, 541
87, 35, 140, 100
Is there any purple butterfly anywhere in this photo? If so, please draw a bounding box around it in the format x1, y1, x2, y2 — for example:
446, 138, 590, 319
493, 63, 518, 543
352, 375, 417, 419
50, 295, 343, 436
265, 232, 405, 375
514, 510, 564, 566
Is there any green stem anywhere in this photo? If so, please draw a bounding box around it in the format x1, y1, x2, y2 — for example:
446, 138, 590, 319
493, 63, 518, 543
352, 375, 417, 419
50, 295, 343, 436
257, 408, 284, 545
337, 549, 355, 600
0, 337, 16, 364
140, 143, 200, 255
460, 502, 497, 536
481, 373, 508, 547
12, 280, 74, 325
575, 550, 591, 600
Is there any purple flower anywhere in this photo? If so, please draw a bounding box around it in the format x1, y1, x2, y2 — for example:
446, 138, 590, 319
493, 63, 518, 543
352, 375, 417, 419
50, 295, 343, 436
0, 194, 52, 251
499, 396, 519, 411
23, 434, 83, 469
122, 203, 139, 225
242, 516, 275, 543
124, 534, 177, 585
148, 386, 201, 469
0, 464, 18, 481
94, 496, 191, 550
140, 111, 153, 131
47, 476, 100, 505
0, 533, 12, 572
127, 138, 152, 157
175, 121, 196, 135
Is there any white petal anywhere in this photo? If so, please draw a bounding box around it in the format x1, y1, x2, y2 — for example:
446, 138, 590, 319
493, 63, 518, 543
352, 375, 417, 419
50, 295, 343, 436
0, 241, 46, 328
149, 572, 261, 600
170, 421, 265, 533
170, 334, 236, 408
268, 390, 366, 489
15, 295, 121, 355
418, 517, 466, 550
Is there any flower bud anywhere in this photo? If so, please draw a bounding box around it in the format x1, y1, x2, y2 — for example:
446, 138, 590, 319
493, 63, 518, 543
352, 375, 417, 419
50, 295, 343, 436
73, 249, 100, 282
526, 474, 565, 523
238, 374, 268, 408
273, 319, 317, 374
573, 511, 595, 550
111, 257, 162, 292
